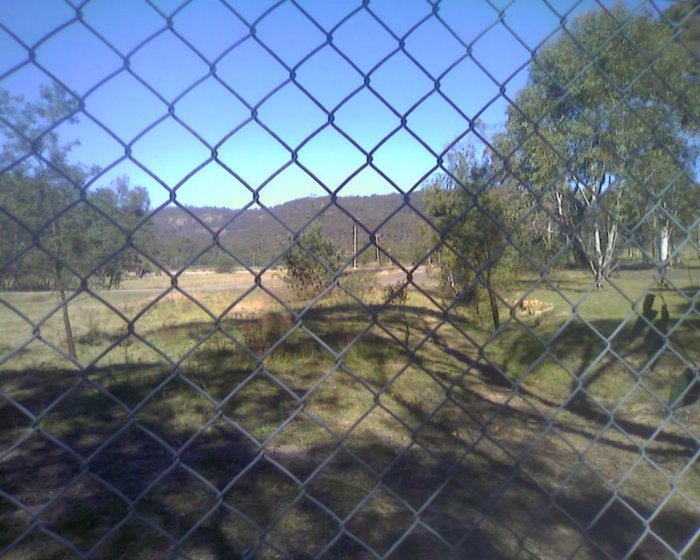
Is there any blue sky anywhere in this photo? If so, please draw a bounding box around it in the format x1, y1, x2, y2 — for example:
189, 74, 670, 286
0, 0, 664, 209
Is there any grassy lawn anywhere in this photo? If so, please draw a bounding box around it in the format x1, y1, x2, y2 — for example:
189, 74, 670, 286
0, 264, 698, 559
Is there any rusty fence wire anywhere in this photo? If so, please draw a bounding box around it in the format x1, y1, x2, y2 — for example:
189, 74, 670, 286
0, 1, 698, 559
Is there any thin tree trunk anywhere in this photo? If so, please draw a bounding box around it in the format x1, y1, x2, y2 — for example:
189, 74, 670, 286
352, 224, 357, 269
603, 220, 618, 275
593, 223, 604, 288
586, 178, 621, 289
42, 180, 77, 359
59, 287, 77, 359
488, 287, 500, 330
486, 269, 500, 330
574, 228, 597, 279
648, 212, 657, 263
659, 221, 670, 271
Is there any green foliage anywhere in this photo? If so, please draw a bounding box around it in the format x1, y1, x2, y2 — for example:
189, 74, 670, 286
0, 171, 150, 291
424, 147, 523, 330
0, 85, 150, 358
211, 248, 237, 273
383, 280, 408, 306
0, 87, 151, 292
500, 3, 699, 285
339, 270, 378, 303
282, 221, 342, 299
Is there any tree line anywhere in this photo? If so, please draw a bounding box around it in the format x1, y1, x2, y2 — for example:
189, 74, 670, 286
143, 194, 430, 271
290, 2, 699, 328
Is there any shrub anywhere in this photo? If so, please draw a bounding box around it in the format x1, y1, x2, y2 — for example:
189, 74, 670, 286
383, 280, 408, 306
283, 222, 342, 299
239, 311, 294, 355
339, 270, 378, 304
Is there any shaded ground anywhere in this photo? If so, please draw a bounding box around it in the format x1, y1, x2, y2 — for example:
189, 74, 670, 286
0, 269, 698, 559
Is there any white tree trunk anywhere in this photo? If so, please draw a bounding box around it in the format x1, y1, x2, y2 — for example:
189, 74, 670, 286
593, 223, 605, 289
659, 223, 670, 271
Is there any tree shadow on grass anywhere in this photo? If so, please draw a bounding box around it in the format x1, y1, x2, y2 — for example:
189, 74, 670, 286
617, 261, 658, 272
505, 313, 698, 423
1, 356, 698, 559
1, 300, 698, 559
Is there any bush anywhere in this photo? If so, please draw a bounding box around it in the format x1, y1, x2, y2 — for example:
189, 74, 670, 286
283, 222, 342, 299
339, 270, 378, 303
239, 311, 294, 355
214, 258, 236, 273
383, 280, 408, 306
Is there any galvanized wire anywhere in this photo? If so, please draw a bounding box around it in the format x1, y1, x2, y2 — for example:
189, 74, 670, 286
0, 0, 698, 559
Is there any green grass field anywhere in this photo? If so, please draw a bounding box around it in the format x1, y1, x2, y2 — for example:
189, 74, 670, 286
0, 263, 698, 559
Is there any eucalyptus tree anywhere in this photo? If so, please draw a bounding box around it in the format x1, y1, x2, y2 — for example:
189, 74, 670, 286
500, 3, 699, 286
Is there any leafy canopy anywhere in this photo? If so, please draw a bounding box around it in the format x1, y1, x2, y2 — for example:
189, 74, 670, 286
425, 146, 524, 329
282, 219, 342, 299
499, 3, 699, 283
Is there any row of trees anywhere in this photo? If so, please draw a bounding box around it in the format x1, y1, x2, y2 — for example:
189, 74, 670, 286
0, 173, 150, 291
422, 1, 699, 328
268, 2, 700, 327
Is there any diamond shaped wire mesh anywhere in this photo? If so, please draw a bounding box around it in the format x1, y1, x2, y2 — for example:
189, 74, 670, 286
0, 0, 698, 558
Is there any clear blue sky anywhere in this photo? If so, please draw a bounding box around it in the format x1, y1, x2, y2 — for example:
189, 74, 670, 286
0, 0, 664, 209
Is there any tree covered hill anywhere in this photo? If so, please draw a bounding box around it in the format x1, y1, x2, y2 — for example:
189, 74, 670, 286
146, 190, 431, 269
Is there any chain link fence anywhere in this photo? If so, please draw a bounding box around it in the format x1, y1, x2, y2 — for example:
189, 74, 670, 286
0, 0, 698, 558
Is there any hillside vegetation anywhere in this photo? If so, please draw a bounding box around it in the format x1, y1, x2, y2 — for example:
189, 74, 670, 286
147, 191, 428, 269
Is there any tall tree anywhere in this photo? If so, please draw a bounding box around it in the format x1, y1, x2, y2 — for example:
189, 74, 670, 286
500, 3, 699, 286
1, 85, 150, 358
